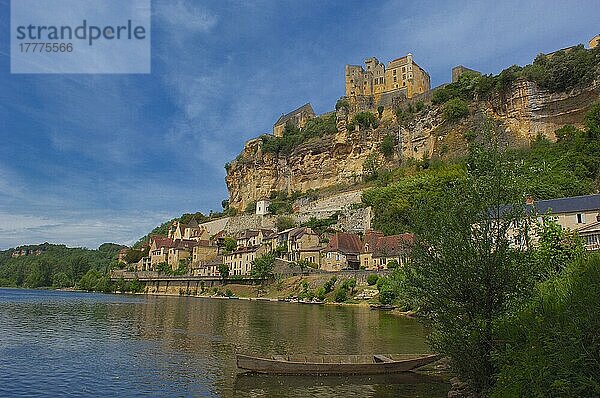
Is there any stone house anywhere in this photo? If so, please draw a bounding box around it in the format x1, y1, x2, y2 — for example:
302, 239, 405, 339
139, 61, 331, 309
192, 256, 223, 277
532, 194, 600, 252
360, 230, 414, 269
275, 227, 321, 261
223, 245, 268, 276
149, 236, 173, 267
235, 229, 274, 249
322, 232, 363, 271
135, 256, 152, 272
192, 240, 219, 265
167, 239, 198, 271
168, 218, 210, 242
273, 103, 315, 138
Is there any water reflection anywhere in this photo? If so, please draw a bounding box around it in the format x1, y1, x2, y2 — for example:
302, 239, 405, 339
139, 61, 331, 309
0, 289, 449, 397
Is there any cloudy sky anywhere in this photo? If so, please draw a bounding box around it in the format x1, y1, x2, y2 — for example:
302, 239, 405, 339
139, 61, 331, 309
0, 0, 597, 249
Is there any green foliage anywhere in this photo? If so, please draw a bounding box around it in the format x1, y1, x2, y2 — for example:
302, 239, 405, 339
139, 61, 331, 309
443, 98, 469, 122
334, 285, 348, 302
123, 248, 145, 264
52, 272, 71, 289
316, 287, 326, 301
379, 134, 396, 158
534, 216, 585, 277
463, 130, 477, 142
218, 264, 230, 280
395, 108, 413, 126
367, 274, 379, 286
245, 201, 257, 214
386, 259, 399, 269
362, 163, 466, 234
251, 253, 275, 279
335, 98, 349, 112
585, 102, 600, 138
341, 278, 356, 294
301, 213, 338, 234
362, 153, 382, 182
351, 112, 379, 130
415, 101, 425, 112
323, 276, 337, 293
492, 254, 600, 397
261, 113, 338, 155
276, 216, 296, 231
223, 237, 237, 253
0, 243, 122, 289
377, 105, 384, 118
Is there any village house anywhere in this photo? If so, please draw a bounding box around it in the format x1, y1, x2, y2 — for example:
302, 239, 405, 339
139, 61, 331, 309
136, 256, 152, 272
322, 232, 363, 271
223, 245, 268, 276
235, 229, 274, 249
117, 247, 129, 264
275, 227, 321, 262
149, 236, 173, 267
532, 194, 600, 251
168, 218, 211, 242
192, 240, 219, 265
192, 256, 223, 277
360, 230, 414, 269
167, 239, 198, 271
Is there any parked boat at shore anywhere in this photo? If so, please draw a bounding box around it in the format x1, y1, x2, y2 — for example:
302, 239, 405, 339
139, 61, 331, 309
236, 353, 440, 375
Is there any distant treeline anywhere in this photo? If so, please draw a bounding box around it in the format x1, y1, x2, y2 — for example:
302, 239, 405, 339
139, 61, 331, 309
0, 242, 123, 290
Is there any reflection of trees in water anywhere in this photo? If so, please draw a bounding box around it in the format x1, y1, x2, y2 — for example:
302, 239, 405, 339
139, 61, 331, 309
117, 296, 432, 396
234, 372, 450, 398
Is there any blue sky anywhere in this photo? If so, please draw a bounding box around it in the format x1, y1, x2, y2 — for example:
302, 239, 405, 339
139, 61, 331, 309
0, 0, 597, 249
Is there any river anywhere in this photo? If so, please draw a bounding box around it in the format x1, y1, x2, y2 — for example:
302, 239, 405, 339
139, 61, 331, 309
0, 288, 449, 397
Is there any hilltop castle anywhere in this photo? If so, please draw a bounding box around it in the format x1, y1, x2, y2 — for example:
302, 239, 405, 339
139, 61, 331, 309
345, 53, 430, 101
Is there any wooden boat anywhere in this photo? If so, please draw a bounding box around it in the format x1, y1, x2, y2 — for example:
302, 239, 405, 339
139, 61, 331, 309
236, 353, 440, 375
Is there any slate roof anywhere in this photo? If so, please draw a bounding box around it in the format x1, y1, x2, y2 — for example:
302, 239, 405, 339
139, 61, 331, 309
274, 103, 314, 127
534, 194, 600, 214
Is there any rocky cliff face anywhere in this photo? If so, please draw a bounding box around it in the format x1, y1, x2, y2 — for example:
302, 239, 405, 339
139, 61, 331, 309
226, 80, 599, 211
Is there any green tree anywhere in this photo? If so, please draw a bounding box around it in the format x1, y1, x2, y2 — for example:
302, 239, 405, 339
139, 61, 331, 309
276, 216, 296, 231
52, 272, 71, 289
223, 237, 237, 253
380, 134, 395, 158
492, 254, 600, 397
443, 98, 469, 122
218, 264, 230, 281
377, 105, 384, 118
251, 253, 275, 279
367, 274, 379, 286
405, 143, 540, 394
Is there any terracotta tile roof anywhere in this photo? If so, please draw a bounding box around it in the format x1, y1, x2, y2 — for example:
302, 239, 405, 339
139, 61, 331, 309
325, 232, 362, 255
151, 236, 173, 249
373, 233, 414, 257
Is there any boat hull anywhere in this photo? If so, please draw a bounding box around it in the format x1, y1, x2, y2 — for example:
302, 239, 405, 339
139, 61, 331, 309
236, 354, 439, 375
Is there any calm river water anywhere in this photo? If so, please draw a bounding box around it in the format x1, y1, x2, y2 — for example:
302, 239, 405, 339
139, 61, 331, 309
0, 288, 449, 397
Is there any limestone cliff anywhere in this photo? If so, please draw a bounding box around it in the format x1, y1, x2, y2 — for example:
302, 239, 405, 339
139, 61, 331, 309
226, 79, 600, 211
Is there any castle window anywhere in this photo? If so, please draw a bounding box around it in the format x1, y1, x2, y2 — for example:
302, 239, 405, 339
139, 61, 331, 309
393, 69, 397, 75
393, 76, 397, 82
402, 67, 405, 72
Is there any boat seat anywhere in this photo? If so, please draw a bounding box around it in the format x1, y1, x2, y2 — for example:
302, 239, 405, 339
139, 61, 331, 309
373, 355, 393, 363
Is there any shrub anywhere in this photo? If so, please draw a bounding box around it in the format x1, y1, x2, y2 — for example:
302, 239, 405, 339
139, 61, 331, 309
334, 286, 348, 302
351, 112, 379, 130
323, 276, 337, 293
377, 105, 384, 118
443, 98, 469, 122
380, 134, 395, 158
367, 274, 379, 286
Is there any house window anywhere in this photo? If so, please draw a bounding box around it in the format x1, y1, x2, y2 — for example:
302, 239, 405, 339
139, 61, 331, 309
576, 213, 585, 224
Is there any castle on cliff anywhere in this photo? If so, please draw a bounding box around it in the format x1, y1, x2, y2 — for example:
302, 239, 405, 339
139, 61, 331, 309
345, 53, 430, 101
